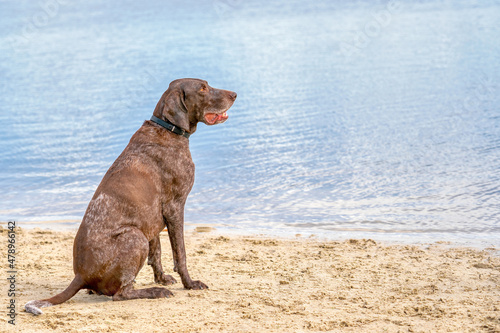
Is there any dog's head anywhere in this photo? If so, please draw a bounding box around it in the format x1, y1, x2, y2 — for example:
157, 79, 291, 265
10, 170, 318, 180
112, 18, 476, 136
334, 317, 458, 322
153, 78, 237, 134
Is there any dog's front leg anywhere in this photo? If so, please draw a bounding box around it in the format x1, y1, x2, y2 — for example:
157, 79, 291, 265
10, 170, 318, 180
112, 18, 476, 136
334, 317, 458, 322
148, 235, 177, 285
165, 215, 208, 290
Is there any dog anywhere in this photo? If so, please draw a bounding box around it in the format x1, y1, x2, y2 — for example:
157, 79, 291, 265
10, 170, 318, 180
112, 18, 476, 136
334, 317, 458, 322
25, 78, 237, 315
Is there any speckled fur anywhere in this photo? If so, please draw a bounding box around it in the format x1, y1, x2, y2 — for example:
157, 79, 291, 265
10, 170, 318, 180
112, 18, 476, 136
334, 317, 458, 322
25, 79, 237, 315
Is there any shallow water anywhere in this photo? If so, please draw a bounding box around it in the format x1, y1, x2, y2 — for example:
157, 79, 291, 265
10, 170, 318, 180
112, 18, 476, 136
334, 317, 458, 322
1, 0, 499, 246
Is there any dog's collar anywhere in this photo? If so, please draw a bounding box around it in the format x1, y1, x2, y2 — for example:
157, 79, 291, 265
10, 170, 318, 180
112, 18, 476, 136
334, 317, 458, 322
150, 115, 190, 139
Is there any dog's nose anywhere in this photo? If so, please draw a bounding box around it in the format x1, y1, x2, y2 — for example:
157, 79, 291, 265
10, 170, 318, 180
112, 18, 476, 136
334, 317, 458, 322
230, 91, 237, 100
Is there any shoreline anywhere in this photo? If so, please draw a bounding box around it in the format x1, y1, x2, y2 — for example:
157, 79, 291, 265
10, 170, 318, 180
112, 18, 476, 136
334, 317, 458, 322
1, 227, 499, 332
0, 220, 498, 250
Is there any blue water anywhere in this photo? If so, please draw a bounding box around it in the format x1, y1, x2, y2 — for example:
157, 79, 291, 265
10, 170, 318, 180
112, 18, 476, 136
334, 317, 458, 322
1, 0, 499, 246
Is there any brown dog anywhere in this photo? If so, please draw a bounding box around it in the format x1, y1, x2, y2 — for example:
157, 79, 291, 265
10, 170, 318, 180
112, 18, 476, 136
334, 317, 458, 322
25, 78, 237, 315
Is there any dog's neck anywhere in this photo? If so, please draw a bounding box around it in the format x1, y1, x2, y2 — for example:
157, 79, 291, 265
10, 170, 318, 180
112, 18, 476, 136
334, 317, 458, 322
150, 116, 191, 139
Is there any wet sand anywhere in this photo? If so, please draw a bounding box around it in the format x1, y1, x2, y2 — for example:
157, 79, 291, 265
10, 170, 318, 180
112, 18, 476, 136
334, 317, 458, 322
1, 227, 499, 332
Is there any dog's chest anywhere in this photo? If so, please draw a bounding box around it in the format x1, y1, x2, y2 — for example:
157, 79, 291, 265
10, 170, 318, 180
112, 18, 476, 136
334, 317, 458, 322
158, 147, 195, 198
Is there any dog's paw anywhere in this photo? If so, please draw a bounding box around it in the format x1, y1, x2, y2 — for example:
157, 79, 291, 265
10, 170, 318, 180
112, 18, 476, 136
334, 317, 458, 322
145, 287, 174, 298
154, 287, 174, 298
155, 273, 177, 286
185, 280, 209, 290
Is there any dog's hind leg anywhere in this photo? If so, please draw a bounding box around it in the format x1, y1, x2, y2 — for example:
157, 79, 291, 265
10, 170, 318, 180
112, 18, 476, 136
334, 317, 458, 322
110, 228, 173, 301
148, 235, 177, 285
113, 283, 173, 301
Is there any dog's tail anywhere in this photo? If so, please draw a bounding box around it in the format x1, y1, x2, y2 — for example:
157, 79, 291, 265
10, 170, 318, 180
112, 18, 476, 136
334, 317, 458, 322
25, 275, 85, 315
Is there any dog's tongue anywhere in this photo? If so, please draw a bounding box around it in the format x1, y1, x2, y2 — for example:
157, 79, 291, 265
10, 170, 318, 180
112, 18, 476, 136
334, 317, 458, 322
205, 112, 228, 125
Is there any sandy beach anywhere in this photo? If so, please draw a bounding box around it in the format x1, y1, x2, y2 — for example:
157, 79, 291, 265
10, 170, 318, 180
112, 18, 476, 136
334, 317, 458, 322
1, 226, 499, 332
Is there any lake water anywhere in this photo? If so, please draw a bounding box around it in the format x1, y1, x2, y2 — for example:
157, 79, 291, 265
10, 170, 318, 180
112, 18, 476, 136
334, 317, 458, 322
1, 0, 499, 246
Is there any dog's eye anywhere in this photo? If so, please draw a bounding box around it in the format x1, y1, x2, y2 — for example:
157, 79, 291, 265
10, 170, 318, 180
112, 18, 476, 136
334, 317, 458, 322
200, 85, 208, 92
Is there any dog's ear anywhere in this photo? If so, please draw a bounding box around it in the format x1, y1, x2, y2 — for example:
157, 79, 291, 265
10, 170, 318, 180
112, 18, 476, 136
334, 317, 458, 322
153, 88, 190, 132
178, 89, 189, 114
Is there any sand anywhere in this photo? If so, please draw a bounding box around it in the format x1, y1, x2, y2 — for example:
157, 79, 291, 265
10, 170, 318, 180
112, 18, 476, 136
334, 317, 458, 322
1, 226, 499, 332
